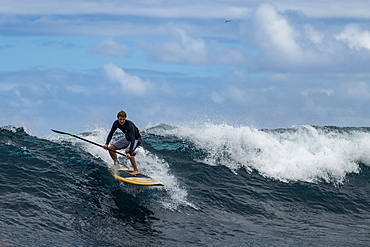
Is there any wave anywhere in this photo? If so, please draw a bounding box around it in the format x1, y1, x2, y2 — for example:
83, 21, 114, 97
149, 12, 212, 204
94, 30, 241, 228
4, 123, 370, 187
143, 123, 370, 184
2, 124, 370, 246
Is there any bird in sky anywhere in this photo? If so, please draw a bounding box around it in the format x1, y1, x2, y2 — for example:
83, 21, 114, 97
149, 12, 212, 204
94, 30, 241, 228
225, 20, 232, 23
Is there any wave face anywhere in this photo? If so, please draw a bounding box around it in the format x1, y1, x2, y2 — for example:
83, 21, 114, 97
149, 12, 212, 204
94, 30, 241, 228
1, 124, 370, 246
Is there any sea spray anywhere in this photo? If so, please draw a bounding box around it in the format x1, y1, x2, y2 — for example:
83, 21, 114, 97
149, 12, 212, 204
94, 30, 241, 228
144, 124, 370, 184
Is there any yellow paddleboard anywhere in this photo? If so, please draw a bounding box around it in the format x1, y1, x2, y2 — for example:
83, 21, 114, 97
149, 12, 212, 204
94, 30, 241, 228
112, 168, 164, 186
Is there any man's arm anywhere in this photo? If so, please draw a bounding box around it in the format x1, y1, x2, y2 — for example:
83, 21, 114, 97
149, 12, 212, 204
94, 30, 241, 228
105, 121, 117, 145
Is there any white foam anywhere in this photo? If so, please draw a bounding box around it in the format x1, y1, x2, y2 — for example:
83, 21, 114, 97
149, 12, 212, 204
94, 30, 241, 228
136, 149, 197, 210
153, 124, 368, 184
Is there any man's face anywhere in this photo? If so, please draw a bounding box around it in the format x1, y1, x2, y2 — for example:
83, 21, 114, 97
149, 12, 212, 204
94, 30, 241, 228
118, 116, 126, 125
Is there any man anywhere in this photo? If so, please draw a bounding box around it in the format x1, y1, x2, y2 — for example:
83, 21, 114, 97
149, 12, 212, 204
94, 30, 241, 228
103, 110, 142, 175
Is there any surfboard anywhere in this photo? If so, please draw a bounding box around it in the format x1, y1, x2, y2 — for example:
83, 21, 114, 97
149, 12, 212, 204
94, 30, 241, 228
111, 168, 164, 186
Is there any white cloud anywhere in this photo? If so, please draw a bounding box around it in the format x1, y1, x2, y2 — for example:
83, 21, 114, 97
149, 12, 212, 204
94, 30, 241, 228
304, 24, 323, 44
336, 24, 370, 51
0, 0, 252, 19
103, 63, 153, 96
2, 0, 370, 19
91, 38, 129, 57
142, 27, 250, 66
272, 1, 370, 19
143, 27, 208, 64
249, 4, 336, 71
253, 4, 303, 61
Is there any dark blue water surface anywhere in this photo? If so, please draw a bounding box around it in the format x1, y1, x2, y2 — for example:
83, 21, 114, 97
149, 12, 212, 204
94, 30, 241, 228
1, 124, 370, 246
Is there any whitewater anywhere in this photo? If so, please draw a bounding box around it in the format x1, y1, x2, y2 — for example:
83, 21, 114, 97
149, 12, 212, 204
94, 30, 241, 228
1, 124, 369, 246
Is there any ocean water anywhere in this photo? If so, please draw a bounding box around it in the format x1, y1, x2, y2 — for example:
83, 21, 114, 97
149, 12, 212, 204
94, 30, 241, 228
1, 124, 370, 246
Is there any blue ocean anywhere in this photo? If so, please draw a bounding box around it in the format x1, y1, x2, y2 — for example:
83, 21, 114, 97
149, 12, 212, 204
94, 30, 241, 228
1, 124, 369, 246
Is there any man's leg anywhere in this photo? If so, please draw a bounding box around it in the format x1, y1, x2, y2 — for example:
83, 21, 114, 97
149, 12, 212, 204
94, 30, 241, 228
127, 138, 141, 175
128, 155, 139, 175
108, 145, 119, 166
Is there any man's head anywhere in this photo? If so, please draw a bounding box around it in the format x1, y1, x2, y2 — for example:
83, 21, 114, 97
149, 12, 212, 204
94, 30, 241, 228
117, 110, 127, 118
117, 110, 127, 125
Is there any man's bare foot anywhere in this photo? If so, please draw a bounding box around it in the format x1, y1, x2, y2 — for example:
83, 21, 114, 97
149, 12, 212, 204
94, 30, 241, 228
130, 170, 139, 176
113, 161, 120, 170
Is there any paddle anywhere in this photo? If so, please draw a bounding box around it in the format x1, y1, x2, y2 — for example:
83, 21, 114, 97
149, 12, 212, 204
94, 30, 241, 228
51, 129, 127, 156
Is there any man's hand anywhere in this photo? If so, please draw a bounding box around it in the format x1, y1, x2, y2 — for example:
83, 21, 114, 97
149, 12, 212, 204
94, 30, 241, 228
125, 148, 131, 158
103, 144, 108, 150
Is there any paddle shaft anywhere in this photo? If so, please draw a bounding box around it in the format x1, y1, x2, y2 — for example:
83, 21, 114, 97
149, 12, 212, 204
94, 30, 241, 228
51, 129, 127, 156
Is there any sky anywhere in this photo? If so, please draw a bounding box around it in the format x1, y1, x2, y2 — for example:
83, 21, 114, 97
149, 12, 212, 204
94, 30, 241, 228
1, 0, 370, 136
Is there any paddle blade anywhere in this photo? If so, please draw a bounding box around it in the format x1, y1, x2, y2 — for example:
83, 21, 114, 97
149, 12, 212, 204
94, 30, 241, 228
51, 129, 74, 136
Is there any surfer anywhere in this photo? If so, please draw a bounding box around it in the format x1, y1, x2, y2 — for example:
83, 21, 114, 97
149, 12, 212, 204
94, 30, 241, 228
103, 110, 142, 175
